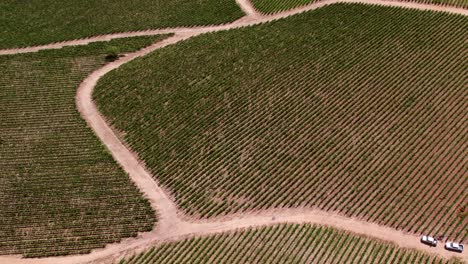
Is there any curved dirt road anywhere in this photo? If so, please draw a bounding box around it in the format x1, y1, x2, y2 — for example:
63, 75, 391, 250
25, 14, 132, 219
0, 0, 466, 56
0, 0, 467, 263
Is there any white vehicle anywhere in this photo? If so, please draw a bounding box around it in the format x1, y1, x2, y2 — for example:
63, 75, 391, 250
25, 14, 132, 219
420, 236, 437, 247
445, 242, 464, 253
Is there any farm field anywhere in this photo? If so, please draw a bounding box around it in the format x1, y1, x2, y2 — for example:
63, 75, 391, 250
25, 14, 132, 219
0, 0, 243, 49
118, 223, 462, 264
251, 0, 318, 13
250, 0, 468, 13
94, 3, 468, 243
0, 36, 168, 257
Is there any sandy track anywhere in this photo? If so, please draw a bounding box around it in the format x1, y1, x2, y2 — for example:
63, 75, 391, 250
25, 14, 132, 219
236, 0, 263, 18
0, 0, 466, 56
0, 0, 467, 263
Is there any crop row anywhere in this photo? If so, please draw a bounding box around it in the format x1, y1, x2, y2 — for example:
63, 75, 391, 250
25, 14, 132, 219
0, 36, 166, 257
119, 224, 463, 264
94, 4, 468, 242
0, 0, 243, 49
250, 0, 468, 14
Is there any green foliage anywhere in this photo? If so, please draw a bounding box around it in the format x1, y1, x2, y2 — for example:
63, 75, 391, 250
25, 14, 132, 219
105, 46, 121, 62
95, 4, 467, 242
0, 0, 243, 49
250, 0, 468, 14
0, 35, 167, 257
251, 0, 316, 13
119, 224, 463, 264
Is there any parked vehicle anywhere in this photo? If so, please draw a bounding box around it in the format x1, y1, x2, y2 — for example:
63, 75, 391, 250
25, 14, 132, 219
421, 236, 437, 247
445, 242, 464, 253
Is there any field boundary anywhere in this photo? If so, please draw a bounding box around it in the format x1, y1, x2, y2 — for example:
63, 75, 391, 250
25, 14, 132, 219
0, 0, 467, 263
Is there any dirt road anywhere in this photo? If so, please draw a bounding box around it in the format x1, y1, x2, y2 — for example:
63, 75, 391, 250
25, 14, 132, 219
0, 0, 466, 55
0, 0, 466, 263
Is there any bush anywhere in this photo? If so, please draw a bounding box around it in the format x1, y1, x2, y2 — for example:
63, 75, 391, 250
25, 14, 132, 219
105, 46, 121, 61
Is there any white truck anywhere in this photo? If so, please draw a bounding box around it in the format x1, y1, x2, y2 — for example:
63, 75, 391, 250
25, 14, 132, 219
420, 236, 437, 247
445, 242, 464, 253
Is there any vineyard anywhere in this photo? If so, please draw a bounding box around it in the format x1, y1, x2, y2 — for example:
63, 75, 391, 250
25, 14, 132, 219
0, 0, 243, 49
118, 224, 463, 264
0, 36, 168, 257
94, 3, 468, 243
250, 0, 468, 13
251, 0, 318, 13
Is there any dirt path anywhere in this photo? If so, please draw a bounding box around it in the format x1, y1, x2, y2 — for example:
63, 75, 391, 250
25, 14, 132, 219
236, 0, 263, 18
2, 208, 466, 264
0, 0, 466, 56
0, 0, 467, 264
